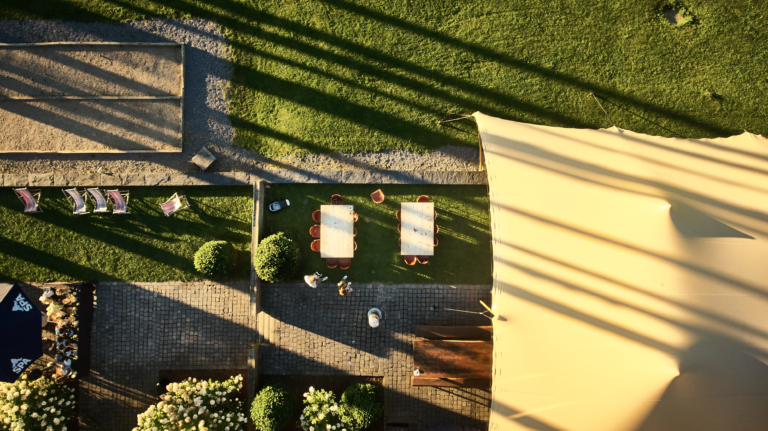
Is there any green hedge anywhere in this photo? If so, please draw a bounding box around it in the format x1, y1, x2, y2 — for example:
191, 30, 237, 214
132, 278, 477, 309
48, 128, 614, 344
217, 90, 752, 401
338, 383, 383, 431
193, 240, 237, 277
251, 385, 295, 431
254, 232, 299, 283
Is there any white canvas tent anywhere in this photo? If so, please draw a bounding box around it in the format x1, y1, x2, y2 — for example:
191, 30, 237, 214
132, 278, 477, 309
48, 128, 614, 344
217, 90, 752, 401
475, 112, 768, 431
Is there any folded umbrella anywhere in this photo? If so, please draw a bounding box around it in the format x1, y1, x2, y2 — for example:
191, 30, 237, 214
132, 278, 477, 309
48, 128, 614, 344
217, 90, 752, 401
0, 283, 43, 382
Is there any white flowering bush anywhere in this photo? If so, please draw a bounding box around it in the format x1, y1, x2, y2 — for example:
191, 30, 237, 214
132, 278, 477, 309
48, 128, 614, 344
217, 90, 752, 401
133, 375, 247, 431
0, 374, 76, 431
299, 387, 345, 431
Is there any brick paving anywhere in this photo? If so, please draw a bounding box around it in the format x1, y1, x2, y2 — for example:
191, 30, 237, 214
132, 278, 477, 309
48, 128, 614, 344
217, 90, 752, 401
79, 281, 257, 431
259, 283, 492, 431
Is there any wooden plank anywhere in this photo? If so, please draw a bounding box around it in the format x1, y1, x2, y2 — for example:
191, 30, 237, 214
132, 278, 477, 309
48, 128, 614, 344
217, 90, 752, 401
413, 340, 492, 379
400, 202, 434, 256
411, 376, 491, 389
415, 325, 493, 340
320, 205, 354, 258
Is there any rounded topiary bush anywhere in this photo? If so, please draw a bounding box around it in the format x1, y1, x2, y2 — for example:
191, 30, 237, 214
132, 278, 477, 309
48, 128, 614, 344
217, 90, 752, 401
194, 240, 237, 277
338, 383, 383, 431
251, 385, 295, 431
254, 232, 299, 283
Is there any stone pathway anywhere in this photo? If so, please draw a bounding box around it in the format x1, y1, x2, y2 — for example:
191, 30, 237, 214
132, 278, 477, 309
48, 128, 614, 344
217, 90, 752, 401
259, 283, 492, 431
79, 281, 256, 431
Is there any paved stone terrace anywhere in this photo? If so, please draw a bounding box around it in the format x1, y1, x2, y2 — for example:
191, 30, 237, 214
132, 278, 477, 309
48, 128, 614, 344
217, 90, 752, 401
259, 283, 492, 431
80, 281, 256, 431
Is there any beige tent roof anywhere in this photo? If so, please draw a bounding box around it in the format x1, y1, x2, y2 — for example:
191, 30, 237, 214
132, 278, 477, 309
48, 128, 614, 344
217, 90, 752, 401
475, 112, 768, 431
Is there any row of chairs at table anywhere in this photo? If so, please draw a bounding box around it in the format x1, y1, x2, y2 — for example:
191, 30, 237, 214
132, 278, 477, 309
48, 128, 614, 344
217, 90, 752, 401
309, 194, 358, 270
399, 195, 439, 266
12, 187, 190, 216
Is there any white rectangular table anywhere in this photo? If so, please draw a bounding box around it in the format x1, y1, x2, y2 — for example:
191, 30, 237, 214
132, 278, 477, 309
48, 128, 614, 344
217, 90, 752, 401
320, 205, 355, 258
400, 202, 434, 256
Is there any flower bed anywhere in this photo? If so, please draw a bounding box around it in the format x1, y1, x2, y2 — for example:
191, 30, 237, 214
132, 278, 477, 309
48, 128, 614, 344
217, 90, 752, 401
0, 374, 77, 431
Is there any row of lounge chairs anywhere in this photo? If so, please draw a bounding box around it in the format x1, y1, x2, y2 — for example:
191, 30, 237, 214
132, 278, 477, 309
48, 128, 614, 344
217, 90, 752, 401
13, 188, 190, 217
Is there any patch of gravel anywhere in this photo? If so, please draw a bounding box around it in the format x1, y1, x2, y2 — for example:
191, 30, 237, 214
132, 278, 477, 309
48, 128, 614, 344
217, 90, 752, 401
0, 19, 479, 174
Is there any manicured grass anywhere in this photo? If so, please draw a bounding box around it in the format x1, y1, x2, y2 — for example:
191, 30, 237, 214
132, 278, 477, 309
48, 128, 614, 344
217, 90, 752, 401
262, 184, 492, 284
3, 1, 765, 159
0, 187, 252, 282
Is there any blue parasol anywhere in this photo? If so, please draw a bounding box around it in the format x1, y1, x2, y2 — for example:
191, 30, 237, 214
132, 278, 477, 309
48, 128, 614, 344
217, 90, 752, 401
0, 283, 43, 382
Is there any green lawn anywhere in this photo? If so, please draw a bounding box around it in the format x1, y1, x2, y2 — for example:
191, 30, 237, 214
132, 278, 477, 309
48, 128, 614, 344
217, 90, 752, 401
0, 187, 252, 282
3, 1, 765, 160
262, 184, 492, 284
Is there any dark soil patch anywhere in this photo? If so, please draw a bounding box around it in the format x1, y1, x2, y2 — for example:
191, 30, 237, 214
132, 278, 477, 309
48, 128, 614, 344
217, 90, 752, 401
663, 8, 685, 24
258, 375, 385, 431
159, 369, 249, 406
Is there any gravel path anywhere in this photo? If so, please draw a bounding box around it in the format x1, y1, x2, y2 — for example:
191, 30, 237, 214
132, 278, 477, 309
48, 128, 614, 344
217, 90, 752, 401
0, 19, 479, 174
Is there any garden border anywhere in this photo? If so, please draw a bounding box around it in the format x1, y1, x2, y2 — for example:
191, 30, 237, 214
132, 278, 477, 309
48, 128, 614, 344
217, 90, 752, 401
0, 170, 487, 187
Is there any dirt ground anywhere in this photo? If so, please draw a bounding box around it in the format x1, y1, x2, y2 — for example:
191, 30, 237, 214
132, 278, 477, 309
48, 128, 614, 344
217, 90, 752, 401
0, 43, 182, 152
0, 99, 180, 152
0, 44, 181, 98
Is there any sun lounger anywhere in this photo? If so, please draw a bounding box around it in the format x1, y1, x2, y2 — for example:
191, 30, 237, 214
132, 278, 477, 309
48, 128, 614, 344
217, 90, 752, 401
107, 190, 130, 215
86, 188, 109, 213
14, 188, 42, 213
160, 193, 190, 216
62, 189, 88, 215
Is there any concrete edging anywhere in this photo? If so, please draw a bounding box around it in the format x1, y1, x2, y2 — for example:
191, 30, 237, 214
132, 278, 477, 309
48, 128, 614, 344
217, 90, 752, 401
0, 170, 487, 187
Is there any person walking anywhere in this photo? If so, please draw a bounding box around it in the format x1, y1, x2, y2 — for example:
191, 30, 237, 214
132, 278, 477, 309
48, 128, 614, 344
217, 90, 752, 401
337, 276, 353, 296
368, 308, 382, 328
303, 272, 327, 288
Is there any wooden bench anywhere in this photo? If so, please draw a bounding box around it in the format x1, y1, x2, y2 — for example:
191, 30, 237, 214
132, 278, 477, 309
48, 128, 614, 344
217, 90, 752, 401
412, 340, 492, 389
415, 325, 493, 340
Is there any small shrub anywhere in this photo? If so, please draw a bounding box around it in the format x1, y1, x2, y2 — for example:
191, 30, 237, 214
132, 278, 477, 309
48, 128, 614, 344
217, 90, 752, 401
0, 374, 76, 431
338, 383, 383, 431
194, 240, 237, 277
251, 385, 294, 431
254, 233, 299, 283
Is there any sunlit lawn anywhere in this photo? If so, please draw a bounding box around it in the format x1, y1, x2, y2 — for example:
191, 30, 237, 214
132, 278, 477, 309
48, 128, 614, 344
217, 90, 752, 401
0, 187, 252, 282
262, 184, 492, 284
3, 1, 765, 159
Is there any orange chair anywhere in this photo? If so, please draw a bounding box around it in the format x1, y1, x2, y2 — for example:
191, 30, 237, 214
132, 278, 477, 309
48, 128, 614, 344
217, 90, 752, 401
354, 242, 358, 250
332, 194, 343, 205
312, 210, 321, 223
309, 225, 321, 238
326, 258, 338, 269
404, 255, 418, 265
434, 224, 440, 234
396, 209, 401, 221
311, 240, 321, 252
339, 258, 351, 270
417, 195, 430, 203
434, 237, 439, 247
397, 223, 401, 233
370, 189, 385, 204
398, 238, 401, 246
417, 256, 430, 264
353, 212, 359, 222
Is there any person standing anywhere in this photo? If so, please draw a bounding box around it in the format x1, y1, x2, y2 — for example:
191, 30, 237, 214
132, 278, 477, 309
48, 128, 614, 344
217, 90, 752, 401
368, 308, 382, 328
337, 276, 353, 296
303, 272, 327, 288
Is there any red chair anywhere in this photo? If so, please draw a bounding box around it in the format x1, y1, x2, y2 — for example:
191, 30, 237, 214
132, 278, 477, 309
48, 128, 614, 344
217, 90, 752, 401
404, 255, 418, 266
353, 212, 359, 222
311, 240, 321, 252
332, 194, 343, 205
312, 210, 321, 223
354, 228, 357, 237
417, 256, 430, 264
434, 224, 440, 234
326, 258, 338, 269
397, 223, 401, 233
434, 237, 439, 247
339, 258, 351, 270
354, 242, 358, 250
396, 210, 401, 221
309, 225, 321, 238
417, 195, 430, 203
398, 238, 401, 246
370, 189, 385, 204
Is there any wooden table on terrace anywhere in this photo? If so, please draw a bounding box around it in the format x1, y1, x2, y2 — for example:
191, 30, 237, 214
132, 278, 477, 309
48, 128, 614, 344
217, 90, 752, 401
412, 339, 492, 389
400, 202, 434, 256
320, 204, 355, 258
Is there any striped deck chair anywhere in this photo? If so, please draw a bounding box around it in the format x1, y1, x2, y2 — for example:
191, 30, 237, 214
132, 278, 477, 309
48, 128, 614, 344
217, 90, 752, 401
14, 188, 42, 213
160, 193, 190, 216
86, 188, 109, 213
107, 190, 130, 215
62, 189, 88, 215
